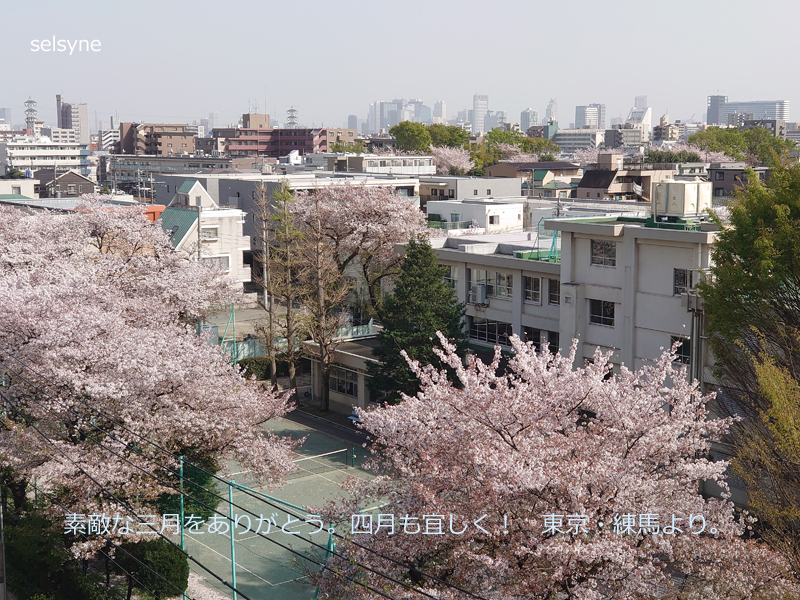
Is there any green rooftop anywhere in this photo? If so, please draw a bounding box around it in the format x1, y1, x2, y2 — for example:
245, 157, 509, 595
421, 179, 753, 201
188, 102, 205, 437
177, 179, 199, 194
159, 206, 198, 248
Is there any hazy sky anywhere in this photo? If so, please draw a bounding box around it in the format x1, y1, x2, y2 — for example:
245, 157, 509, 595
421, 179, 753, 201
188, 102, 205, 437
2, 0, 797, 130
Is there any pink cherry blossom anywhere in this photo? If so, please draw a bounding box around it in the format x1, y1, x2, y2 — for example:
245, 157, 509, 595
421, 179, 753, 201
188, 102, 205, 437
310, 335, 799, 599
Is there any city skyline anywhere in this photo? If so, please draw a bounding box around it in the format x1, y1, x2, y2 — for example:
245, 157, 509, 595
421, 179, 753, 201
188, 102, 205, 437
1, 0, 797, 131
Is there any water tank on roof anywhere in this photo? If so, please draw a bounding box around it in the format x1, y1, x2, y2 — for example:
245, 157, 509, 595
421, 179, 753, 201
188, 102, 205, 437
652, 179, 712, 217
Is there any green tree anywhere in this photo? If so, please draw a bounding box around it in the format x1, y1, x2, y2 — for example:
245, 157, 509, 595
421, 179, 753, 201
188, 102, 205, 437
329, 141, 366, 153
3, 168, 25, 179
389, 121, 432, 153
116, 539, 189, 600
699, 162, 800, 576
520, 136, 560, 156
367, 236, 467, 402
427, 123, 469, 149
689, 127, 796, 166
644, 148, 702, 163
484, 128, 525, 147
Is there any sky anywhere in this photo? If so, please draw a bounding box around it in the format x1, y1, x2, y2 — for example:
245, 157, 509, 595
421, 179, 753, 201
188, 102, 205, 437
2, 0, 798, 131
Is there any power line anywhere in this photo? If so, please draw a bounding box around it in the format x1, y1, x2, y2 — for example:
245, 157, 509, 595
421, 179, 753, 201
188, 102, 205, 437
0, 347, 489, 599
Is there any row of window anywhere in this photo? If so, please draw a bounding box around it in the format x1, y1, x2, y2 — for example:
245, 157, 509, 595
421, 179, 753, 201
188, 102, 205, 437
524, 276, 560, 305
468, 269, 560, 305
329, 367, 358, 398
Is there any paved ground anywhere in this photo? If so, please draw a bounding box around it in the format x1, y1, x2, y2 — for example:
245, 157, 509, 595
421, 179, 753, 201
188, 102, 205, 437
179, 415, 375, 600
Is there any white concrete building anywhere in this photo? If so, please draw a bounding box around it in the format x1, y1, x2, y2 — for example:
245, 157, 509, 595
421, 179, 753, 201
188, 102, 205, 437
427, 198, 526, 233
41, 127, 78, 143
0, 136, 90, 177
552, 128, 605, 153
160, 178, 251, 287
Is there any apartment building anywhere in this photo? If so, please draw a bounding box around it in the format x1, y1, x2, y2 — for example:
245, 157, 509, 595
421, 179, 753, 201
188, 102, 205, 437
118, 122, 197, 155
552, 128, 605, 153
98, 154, 234, 191
0, 136, 90, 177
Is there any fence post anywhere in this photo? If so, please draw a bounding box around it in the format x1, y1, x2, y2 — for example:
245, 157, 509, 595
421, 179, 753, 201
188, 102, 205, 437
229, 481, 237, 600
180, 456, 186, 600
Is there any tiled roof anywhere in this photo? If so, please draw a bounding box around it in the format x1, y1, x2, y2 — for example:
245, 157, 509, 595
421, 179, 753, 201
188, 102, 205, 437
158, 206, 197, 248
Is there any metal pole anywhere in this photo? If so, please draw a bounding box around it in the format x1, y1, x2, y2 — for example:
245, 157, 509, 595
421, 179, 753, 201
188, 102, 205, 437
180, 456, 186, 600
229, 481, 237, 600
0, 484, 7, 600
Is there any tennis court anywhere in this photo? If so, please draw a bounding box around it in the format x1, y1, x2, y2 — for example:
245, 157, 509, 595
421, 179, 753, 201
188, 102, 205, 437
181, 416, 374, 600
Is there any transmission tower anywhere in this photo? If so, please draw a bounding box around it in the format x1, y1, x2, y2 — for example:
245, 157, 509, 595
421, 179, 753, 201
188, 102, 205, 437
286, 106, 298, 129
24, 97, 37, 134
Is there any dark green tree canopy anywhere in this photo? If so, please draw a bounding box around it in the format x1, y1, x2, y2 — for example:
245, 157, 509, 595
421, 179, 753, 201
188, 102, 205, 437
368, 236, 467, 402
389, 121, 432, 153
428, 123, 469, 148
688, 127, 796, 166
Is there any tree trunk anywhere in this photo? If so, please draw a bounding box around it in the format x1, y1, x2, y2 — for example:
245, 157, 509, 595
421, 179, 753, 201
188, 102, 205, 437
8, 477, 27, 513
126, 574, 133, 600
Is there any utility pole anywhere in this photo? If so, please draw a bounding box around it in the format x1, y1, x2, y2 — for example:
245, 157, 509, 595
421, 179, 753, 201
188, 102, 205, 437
195, 197, 202, 261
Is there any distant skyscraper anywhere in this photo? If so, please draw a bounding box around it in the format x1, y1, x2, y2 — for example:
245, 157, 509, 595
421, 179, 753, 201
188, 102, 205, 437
546, 99, 558, 124
348, 114, 358, 129
55, 95, 89, 144
706, 95, 727, 125
472, 94, 489, 134
575, 104, 605, 129
520, 108, 538, 132
434, 101, 446, 122
719, 99, 789, 123
635, 95, 648, 109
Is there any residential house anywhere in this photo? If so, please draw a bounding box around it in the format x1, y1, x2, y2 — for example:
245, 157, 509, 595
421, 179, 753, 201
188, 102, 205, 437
33, 169, 95, 198
576, 154, 675, 201
160, 178, 251, 286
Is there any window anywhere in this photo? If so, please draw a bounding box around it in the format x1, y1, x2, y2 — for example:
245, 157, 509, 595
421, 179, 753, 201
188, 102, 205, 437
597, 193, 601, 198
549, 279, 560, 305
715, 171, 725, 181
329, 367, 358, 398
523, 276, 540, 303
443, 265, 458, 289
474, 189, 478, 195
200, 227, 219, 240
548, 330, 560, 354
195, 196, 201, 206
590, 239, 616, 267
523, 326, 541, 351
714, 187, 725, 196
470, 317, 513, 346
202, 255, 230, 270
589, 299, 615, 326
11, 186, 20, 195
673, 268, 694, 295
448, 189, 454, 198
431, 188, 438, 196
67, 184, 76, 194
486, 189, 491, 195
494, 272, 513, 298
671, 335, 690, 365
488, 215, 499, 225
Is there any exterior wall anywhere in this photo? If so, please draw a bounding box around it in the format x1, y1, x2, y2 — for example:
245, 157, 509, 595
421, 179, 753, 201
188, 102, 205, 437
36, 171, 96, 197
551, 220, 716, 386
427, 200, 524, 232
0, 179, 38, 197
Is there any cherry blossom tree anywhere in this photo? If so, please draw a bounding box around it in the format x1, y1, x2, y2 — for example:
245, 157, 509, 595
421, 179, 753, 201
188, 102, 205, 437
0, 198, 298, 553
495, 142, 535, 163
292, 184, 427, 321
312, 336, 799, 599
431, 146, 475, 175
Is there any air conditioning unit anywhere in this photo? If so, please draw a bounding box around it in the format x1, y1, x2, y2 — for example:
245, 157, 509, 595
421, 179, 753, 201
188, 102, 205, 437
470, 284, 487, 304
